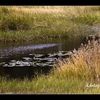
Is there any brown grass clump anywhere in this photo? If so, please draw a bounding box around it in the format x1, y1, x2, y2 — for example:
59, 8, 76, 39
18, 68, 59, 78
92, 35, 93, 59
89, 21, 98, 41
54, 36, 100, 82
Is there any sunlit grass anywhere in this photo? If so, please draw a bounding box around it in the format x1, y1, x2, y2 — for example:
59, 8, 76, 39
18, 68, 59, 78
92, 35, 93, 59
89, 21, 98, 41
53, 37, 100, 80
0, 6, 100, 42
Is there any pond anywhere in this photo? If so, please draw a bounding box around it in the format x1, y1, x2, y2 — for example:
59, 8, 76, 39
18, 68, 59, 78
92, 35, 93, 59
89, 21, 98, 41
0, 37, 85, 80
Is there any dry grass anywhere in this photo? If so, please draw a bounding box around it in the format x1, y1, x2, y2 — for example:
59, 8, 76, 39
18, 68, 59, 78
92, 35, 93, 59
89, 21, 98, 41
0, 6, 99, 17
54, 36, 100, 82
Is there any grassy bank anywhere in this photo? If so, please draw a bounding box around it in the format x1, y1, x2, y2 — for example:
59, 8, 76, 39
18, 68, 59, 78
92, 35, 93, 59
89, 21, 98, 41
0, 6, 100, 42
1, 37, 100, 94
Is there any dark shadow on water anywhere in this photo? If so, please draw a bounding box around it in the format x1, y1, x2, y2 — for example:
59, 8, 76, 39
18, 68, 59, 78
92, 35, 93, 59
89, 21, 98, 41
0, 66, 52, 80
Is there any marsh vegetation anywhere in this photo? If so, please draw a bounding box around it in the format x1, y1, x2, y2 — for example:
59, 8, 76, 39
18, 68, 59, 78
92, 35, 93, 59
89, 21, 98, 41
0, 6, 100, 94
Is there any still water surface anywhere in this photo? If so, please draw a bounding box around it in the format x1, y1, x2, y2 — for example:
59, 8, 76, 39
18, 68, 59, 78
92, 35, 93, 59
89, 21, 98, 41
0, 37, 85, 79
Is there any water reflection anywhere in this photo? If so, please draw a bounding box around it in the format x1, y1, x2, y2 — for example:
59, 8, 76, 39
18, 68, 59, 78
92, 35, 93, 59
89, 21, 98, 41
0, 43, 58, 57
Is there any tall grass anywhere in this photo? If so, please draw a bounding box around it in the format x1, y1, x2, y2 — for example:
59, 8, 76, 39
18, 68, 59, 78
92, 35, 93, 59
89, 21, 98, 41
0, 6, 100, 42
53, 36, 100, 82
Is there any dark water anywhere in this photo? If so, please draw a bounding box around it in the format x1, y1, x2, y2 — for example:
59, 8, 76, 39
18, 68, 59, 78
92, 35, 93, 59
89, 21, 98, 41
0, 37, 85, 80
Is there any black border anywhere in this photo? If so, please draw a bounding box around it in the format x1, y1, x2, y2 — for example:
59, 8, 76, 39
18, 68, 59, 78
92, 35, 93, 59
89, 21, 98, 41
0, 0, 100, 5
